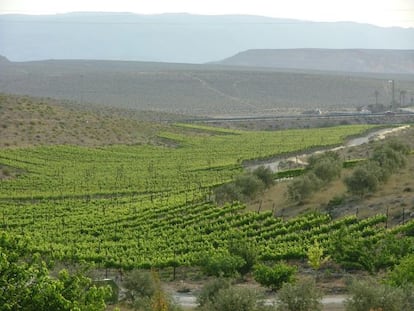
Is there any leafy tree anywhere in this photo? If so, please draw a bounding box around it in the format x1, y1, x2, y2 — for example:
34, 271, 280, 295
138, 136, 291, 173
372, 145, 406, 176
344, 161, 382, 196
253, 262, 297, 291
345, 140, 410, 196
252, 166, 275, 188
308, 151, 341, 184
214, 183, 243, 205
0, 234, 111, 311
277, 279, 323, 311
287, 173, 321, 202
213, 166, 275, 205
228, 238, 258, 276
234, 174, 265, 198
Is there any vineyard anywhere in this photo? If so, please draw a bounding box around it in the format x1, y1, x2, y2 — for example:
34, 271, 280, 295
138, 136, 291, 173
0, 123, 412, 270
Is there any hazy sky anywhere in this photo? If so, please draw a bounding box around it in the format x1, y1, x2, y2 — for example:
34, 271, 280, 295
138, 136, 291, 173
1, 0, 413, 28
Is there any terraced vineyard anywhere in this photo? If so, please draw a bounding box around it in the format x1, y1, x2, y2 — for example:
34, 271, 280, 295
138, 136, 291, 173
1, 123, 412, 269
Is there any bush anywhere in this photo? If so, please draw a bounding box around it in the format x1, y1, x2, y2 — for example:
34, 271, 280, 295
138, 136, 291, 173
124, 270, 181, 311
214, 172, 266, 204
253, 262, 297, 291
228, 239, 258, 276
214, 183, 243, 205
197, 278, 231, 307
252, 166, 275, 188
198, 285, 271, 311
234, 174, 265, 198
277, 279, 323, 311
308, 152, 342, 184
344, 161, 382, 196
387, 254, 414, 287
345, 278, 412, 311
199, 252, 246, 277
287, 173, 321, 202
124, 270, 156, 303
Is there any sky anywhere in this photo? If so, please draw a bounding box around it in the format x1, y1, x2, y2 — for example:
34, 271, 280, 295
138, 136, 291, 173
0, 0, 413, 28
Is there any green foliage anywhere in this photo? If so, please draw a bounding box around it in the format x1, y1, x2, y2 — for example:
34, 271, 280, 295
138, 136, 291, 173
214, 167, 273, 204
197, 278, 232, 307
372, 139, 409, 173
345, 140, 410, 196
287, 173, 321, 202
214, 183, 243, 204
198, 285, 271, 311
228, 238, 258, 276
306, 240, 330, 270
308, 151, 342, 184
345, 278, 414, 311
0, 233, 111, 311
235, 174, 265, 198
387, 254, 414, 287
252, 166, 275, 188
124, 270, 181, 311
344, 161, 382, 196
199, 252, 246, 277
275, 168, 304, 179
287, 151, 342, 202
214, 168, 272, 204
253, 262, 297, 291
0, 124, 385, 269
329, 227, 413, 272
124, 270, 156, 304
277, 279, 323, 311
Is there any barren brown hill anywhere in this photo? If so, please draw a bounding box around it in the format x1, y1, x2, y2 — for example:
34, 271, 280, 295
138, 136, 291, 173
216, 49, 414, 74
1, 58, 414, 117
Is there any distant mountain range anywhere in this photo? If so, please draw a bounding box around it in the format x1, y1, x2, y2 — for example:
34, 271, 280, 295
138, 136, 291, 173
1, 12, 414, 63
216, 49, 414, 74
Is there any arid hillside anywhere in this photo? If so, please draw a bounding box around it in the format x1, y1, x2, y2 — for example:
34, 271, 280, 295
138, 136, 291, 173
1, 58, 414, 116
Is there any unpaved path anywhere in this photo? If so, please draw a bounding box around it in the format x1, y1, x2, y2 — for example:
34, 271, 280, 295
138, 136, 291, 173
172, 292, 347, 308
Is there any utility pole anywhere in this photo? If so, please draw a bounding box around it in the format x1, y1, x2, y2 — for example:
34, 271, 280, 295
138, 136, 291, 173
374, 90, 379, 106
389, 79, 396, 109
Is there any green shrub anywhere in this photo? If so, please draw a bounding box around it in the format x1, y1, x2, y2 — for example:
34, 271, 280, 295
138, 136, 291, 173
253, 262, 297, 291
277, 279, 323, 311
197, 278, 231, 307
345, 278, 412, 311
198, 285, 271, 311
228, 239, 258, 276
287, 173, 321, 202
200, 252, 246, 277
234, 174, 265, 198
214, 183, 243, 204
123, 270, 182, 311
308, 151, 342, 184
344, 161, 382, 196
387, 254, 414, 287
124, 270, 156, 303
252, 166, 274, 188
